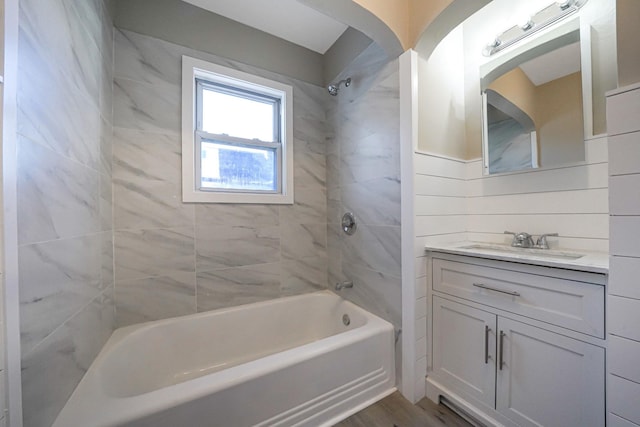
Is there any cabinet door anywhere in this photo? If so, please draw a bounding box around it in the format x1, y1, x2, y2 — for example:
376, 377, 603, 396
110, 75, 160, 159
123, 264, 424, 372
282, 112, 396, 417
432, 296, 496, 409
496, 318, 605, 427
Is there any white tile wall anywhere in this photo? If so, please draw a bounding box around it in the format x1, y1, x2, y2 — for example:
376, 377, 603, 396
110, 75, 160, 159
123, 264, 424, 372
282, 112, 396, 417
606, 86, 640, 135
609, 132, 640, 175
609, 335, 640, 384
609, 256, 640, 299
465, 137, 609, 252
17, 1, 116, 425
609, 375, 640, 425
609, 413, 640, 427
413, 152, 467, 399
607, 83, 640, 427
112, 29, 329, 326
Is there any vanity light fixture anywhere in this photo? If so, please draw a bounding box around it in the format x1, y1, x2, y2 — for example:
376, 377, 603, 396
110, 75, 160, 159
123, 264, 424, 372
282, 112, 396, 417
483, 0, 588, 56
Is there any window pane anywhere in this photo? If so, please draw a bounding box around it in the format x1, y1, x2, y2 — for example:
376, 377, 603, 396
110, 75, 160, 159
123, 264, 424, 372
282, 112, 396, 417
200, 140, 277, 192
201, 87, 275, 142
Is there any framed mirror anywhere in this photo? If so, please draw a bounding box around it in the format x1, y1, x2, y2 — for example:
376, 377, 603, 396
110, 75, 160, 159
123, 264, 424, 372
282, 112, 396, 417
480, 18, 587, 174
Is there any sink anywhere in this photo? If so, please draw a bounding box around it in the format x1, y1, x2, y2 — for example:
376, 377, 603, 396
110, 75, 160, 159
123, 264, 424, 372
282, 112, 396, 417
458, 243, 584, 260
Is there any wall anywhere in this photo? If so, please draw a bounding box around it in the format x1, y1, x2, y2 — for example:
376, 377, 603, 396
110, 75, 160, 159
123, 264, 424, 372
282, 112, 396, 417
112, 29, 328, 326
324, 27, 373, 85
351, 0, 458, 49
616, 0, 640, 86
488, 67, 537, 125
326, 42, 403, 384
352, 0, 409, 48
412, 152, 467, 399
417, 25, 466, 159
114, 0, 324, 87
0, 0, 6, 423
465, 136, 608, 252
16, 0, 115, 425
606, 83, 640, 426
536, 72, 584, 167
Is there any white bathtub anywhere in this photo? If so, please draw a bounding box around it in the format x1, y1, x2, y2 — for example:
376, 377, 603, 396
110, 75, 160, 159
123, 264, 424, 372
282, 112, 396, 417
53, 291, 396, 427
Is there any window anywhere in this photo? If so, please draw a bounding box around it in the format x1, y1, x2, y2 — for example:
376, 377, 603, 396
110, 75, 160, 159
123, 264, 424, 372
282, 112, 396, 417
182, 56, 293, 203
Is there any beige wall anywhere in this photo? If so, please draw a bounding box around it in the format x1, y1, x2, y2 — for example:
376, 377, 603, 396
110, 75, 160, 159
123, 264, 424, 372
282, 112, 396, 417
353, 0, 409, 48
418, 26, 467, 159
353, 0, 460, 49
409, 0, 452, 47
488, 67, 537, 126
617, 0, 640, 86
536, 72, 585, 167
487, 70, 585, 168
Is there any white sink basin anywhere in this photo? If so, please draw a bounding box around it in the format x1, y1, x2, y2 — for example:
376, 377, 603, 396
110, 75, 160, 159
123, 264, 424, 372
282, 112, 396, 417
458, 243, 584, 260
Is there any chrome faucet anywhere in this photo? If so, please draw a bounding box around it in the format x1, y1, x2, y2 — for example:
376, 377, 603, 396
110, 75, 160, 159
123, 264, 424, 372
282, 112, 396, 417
335, 280, 354, 291
534, 233, 559, 249
504, 231, 534, 248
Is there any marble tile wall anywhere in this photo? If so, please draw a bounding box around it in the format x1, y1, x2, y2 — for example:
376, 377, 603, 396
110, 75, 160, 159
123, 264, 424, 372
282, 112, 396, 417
325, 43, 403, 383
16, 0, 115, 425
112, 29, 328, 327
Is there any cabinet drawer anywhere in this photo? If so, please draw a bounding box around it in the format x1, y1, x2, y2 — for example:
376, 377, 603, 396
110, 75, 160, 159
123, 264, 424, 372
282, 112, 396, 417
432, 258, 605, 337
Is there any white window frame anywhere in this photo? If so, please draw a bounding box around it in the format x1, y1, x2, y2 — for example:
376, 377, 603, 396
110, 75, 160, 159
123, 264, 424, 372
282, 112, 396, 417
182, 55, 294, 204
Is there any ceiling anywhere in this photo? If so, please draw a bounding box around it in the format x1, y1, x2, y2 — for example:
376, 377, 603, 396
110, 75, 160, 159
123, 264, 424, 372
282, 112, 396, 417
519, 42, 582, 86
182, 0, 348, 54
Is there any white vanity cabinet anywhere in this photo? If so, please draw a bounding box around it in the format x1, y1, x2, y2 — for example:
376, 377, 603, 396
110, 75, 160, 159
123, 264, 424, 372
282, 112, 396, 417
427, 252, 607, 427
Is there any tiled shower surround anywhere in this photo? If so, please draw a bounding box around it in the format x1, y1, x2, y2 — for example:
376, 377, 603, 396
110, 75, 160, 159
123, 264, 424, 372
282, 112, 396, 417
112, 29, 329, 326
16, 0, 115, 426
15, 6, 403, 425
326, 43, 403, 380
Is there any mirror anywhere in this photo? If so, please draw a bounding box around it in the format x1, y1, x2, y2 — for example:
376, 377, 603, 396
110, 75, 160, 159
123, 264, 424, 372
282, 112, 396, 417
481, 25, 585, 174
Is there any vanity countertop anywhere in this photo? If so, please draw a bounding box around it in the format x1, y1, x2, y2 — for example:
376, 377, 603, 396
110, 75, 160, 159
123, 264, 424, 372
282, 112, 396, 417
425, 241, 609, 274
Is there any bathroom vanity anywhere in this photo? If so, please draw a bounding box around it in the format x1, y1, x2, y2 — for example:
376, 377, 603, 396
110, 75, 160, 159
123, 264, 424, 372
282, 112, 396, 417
424, 243, 608, 427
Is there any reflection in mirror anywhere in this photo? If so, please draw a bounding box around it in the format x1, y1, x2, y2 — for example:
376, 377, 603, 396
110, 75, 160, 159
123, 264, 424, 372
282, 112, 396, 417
485, 89, 538, 173
482, 39, 584, 174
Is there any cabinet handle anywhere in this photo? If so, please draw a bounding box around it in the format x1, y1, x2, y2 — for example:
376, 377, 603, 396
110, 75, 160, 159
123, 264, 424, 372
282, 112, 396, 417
484, 325, 491, 364
499, 331, 506, 370
473, 283, 520, 297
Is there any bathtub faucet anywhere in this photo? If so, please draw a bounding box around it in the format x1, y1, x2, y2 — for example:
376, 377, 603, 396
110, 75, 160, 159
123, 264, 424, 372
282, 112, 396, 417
335, 281, 354, 291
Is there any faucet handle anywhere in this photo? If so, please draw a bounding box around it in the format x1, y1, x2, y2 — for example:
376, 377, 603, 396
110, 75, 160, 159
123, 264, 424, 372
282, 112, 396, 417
535, 233, 559, 249
504, 231, 517, 246
505, 231, 534, 248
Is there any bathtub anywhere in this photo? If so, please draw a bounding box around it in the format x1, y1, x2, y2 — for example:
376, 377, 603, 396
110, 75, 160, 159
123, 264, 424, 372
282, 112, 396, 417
53, 291, 396, 427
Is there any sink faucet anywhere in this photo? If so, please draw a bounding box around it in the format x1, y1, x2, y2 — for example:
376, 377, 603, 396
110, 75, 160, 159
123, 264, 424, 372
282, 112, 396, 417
504, 231, 534, 248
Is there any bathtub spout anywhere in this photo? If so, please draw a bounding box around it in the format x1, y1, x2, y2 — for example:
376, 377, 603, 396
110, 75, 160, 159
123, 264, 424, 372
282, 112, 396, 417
335, 281, 354, 291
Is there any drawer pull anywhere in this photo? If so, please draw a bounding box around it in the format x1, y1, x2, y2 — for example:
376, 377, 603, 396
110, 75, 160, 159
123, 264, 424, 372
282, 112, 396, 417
484, 325, 491, 364
499, 330, 506, 370
473, 283, 521, 297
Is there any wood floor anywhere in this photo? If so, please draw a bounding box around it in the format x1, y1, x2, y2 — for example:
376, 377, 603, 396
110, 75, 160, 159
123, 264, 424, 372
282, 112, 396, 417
334, 392, 473, 427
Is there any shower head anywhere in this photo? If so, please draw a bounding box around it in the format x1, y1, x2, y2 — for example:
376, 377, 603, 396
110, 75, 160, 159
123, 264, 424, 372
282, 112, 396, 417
327, 77, 351, 96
